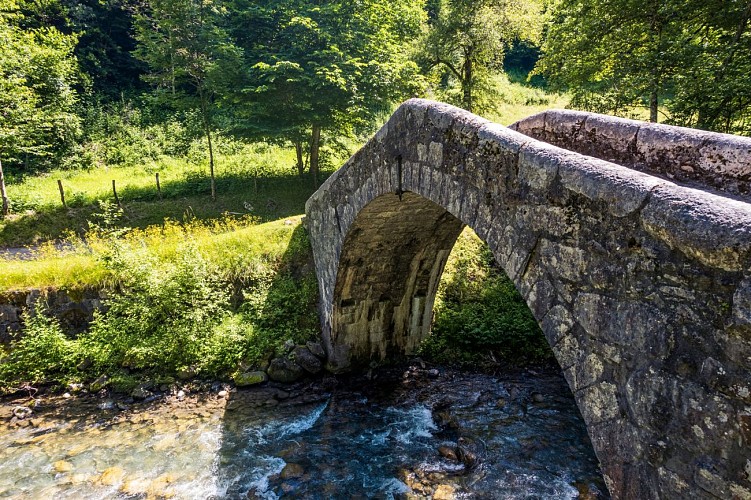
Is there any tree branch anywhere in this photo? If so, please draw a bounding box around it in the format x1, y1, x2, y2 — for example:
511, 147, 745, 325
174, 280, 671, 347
429, 58, 463, 81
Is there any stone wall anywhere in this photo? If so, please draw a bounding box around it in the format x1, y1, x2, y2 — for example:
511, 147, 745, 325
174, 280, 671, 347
0, 288, 104, 343
305, 98, 751, 498
510, 109, 751, 199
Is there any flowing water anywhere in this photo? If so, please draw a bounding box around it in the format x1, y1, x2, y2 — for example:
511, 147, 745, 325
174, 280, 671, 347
0, 366, 608, 499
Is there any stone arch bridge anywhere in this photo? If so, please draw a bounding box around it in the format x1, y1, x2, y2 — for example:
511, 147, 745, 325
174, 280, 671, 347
304, 99, 751, 498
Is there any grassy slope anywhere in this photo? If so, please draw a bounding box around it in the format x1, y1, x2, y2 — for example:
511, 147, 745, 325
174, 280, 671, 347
0, 216, 308, 292
0, 148, 317, 247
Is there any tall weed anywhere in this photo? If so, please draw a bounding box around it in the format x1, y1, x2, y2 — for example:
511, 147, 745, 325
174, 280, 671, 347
79, 243, 232, 375
0, 306, 78, 388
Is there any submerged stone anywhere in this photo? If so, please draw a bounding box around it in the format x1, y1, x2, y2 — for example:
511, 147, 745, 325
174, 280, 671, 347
280, 463, 304, 479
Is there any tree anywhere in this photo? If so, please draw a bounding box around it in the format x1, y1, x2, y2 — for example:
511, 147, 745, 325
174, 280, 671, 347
0, 5, 81, 215
668, 1, 751, 134
537, 0, 751, 133
537, 0, 688, 122
134, 0, 241, 200
226, 0, 426, 184
15, 0, 146, 100
419, 0, 543, 113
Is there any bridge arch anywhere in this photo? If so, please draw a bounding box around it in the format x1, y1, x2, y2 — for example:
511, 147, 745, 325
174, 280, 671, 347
305, 99, 751, 498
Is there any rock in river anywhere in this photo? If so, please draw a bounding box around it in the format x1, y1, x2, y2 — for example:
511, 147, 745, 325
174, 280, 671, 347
292, 346, 323, 374
267, 357, 304, 383
234, 371, 268, 387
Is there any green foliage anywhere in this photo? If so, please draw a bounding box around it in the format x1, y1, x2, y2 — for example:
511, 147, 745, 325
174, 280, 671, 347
78, 243, 232, 375
0, 217, 321, 389
418, 0, 543, 113
239, 272, 319, 359
420, 229, 552, 366
538, 0, 751, 133
226, 0, 426, 177
238, 225, 320, 359
0, 17, 81, 173
0, 305, 78, 388
80, 102, 196, 168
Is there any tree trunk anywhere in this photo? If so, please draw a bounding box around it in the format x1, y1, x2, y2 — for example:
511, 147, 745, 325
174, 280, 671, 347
650, 89, 658, 123
310, 124, 321, 187
200, 94, 216, 201
0, 158, 9, 217
207, 126, 216, 201
295, 140, 305, 177
462, 48, 473, 113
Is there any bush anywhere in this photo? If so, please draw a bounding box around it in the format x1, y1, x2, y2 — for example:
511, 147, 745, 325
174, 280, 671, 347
420, 229, 553, 366
0, 305, 78, 389
79, 243, 233, 376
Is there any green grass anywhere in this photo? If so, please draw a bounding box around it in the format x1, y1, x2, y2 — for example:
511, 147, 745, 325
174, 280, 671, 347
0, 216, 306, 292
0, 216, 320, 390
483, 73, 570, 125
0, 144, 327, 247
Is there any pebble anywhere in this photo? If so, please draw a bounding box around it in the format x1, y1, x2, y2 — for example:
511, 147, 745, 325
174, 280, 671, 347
438, 445, 458, 461
12, 406, 32, 419
433, 484, 457, 500
99, 400, 116, 410
53, 460, 74, 473
62, 393, 71, 399
280, 463, 304, 479
120, 477, 150, 496
97, 466, 126, 486
147, 472, 177, 497
218, 390, 228, 398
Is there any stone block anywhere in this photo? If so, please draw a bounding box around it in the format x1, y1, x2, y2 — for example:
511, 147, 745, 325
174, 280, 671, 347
577, 381, 620, 424
517, 141, 561, 192
558, 153, 664, 217
642, 183, 751, 271
582, 113, 641, 158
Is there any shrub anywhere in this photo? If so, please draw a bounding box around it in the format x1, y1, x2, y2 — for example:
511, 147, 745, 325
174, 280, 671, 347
79, 243, 232, 376
0, 305, 78, 389
420, 229, 553, 366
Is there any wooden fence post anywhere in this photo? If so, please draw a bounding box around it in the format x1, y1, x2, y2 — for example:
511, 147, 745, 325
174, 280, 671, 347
112, 180, 121, 207
57, 180, 66, 208
156, 173, 162, 199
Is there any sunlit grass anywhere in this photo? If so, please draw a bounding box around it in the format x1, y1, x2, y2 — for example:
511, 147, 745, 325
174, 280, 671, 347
481, 74, 571, 125
0, 216, 304, 292
0, 144, 325, 247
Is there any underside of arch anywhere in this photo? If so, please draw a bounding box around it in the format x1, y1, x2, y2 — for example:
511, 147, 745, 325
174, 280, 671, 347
332, 192, 464, 368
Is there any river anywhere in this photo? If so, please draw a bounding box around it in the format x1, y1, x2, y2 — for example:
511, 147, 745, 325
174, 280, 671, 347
0, 364, 608, 499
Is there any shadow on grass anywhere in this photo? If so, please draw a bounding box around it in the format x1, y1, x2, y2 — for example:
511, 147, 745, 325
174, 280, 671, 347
232, 222, 320, 360
0, 170, 331, 247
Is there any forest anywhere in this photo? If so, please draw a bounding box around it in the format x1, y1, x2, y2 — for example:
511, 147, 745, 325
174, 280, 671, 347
2, 0, 750, 193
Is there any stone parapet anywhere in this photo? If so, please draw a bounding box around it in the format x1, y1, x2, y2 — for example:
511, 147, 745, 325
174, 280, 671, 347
511, 109, 751, 199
